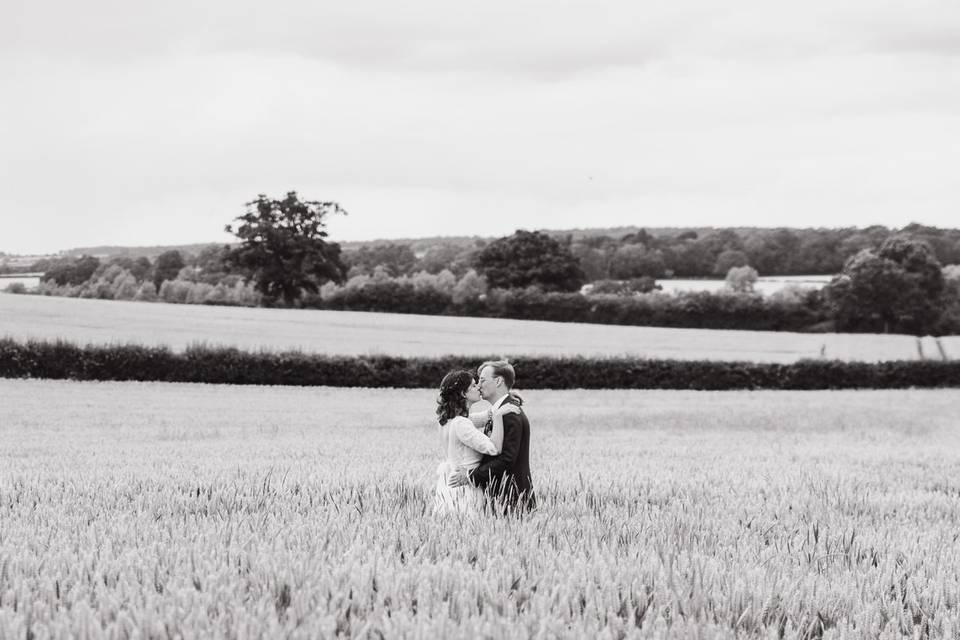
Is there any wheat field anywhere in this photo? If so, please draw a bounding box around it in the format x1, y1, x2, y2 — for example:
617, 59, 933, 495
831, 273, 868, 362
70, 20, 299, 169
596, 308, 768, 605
2, 378, 959, 638
3, 294, 958, 363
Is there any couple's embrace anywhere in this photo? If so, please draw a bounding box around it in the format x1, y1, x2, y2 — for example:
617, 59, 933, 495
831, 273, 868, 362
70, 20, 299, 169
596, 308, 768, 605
433, 360, 536, 516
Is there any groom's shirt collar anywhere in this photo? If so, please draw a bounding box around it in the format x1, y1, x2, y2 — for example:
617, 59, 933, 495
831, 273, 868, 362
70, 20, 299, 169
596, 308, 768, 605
492, 394, 510, 410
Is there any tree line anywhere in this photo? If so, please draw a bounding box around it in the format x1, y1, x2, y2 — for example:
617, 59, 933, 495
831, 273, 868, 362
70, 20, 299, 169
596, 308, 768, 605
344, 223, 960, 282
15, 192, 960, 336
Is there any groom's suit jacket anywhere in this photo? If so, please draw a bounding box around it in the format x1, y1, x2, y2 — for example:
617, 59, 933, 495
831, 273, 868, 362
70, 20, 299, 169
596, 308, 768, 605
468, 396, 536, 512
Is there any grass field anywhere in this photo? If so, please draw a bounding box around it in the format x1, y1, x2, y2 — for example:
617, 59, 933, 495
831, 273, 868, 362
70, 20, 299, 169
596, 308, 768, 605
2, 379, 959, 638
3, 294, 957, 363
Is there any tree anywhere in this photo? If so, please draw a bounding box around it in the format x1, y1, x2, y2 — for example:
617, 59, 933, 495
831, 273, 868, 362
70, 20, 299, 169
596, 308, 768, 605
901, 223, 960, 265
609, 245, 666, 279
713, 250, 750, 276
134, 282, 158, 302
877, 235, 945, 302
344, 243, 417, 277
130, 257, 153, 282
825, 237, 945, 334
725, 266, 758, 293
743, 230, 800, 275
43, 255, 100, 286
4, 282, 26, 294
111, 271, 139, 300
415, 243, 462, 274
225, 192, 347, 305
570, 243, 614, 281
940, 265, 960, 334
792, 232, 843, 274
621, 228, 656, 247
665, 239, 714, 277
192, 245, 232, 284
473, 230, 585, 292
153, 250, 185, 289
838, 227, 889, 260
452, 269, 488, 304
410, 269, 457, 295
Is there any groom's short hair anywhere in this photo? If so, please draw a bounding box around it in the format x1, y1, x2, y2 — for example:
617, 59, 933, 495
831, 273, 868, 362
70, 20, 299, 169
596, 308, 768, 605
479, 360, 515, 389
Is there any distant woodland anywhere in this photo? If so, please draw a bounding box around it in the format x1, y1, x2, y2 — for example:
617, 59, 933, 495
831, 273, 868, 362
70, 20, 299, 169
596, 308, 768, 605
21, 223, 960, 281
6, 219, 960, 336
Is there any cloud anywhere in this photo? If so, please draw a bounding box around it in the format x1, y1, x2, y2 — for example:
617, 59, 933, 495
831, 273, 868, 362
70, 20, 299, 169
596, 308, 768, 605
9, 0, 958, 76
2, 1, 959, 253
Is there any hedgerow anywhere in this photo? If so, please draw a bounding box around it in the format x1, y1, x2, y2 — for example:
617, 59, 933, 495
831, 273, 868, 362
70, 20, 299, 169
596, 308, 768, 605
2, 338, 958, 389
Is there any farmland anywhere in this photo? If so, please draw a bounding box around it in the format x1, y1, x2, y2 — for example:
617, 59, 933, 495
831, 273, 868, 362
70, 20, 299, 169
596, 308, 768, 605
3, 294, 957, 363
2, 379, 959, 638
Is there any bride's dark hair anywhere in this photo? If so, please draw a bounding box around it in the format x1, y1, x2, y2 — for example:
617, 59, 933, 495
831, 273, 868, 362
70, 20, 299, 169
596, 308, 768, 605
436, 370, 475, 426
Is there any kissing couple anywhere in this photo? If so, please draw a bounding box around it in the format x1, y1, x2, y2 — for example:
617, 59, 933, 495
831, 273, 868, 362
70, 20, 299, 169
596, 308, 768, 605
433, 360, 536, 516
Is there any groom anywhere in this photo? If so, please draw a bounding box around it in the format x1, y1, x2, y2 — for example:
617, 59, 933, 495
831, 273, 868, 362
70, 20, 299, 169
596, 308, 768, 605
449, 360, 536, 514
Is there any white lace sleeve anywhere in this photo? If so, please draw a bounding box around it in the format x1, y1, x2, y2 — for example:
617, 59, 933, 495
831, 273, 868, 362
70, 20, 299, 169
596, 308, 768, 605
452, 417, 497, 455
467, 409, 490, 429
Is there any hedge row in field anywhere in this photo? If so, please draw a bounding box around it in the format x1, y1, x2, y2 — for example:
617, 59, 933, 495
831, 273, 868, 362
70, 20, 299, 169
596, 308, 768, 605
2, 338, 959, 390
308, 285, 830, 332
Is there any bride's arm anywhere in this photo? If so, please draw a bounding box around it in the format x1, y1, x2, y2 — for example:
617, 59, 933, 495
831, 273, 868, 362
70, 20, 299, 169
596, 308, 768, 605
467, 407, 493, 430
452, 418, 497, 456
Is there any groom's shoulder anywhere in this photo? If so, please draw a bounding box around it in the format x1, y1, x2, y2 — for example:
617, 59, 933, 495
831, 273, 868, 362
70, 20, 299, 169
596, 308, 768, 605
504, 397, 528, 422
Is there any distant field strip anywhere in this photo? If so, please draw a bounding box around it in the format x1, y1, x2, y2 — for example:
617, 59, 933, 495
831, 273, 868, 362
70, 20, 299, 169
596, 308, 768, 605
1, 380, 958, 637
2, 294, 957, 362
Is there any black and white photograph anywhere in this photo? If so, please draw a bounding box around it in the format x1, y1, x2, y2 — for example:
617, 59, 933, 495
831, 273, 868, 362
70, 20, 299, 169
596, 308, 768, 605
2, 1, 959, 637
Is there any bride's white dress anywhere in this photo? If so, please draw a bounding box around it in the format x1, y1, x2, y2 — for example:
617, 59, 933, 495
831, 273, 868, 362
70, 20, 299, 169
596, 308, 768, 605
433, 416, 497, 516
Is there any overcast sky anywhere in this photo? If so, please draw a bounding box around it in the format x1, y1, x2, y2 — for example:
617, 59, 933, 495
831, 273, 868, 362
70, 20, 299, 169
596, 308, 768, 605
2, 1, 959, 254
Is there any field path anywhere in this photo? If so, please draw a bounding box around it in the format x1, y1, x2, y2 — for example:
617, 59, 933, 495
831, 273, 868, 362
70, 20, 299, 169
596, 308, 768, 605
2, 293, 956, 362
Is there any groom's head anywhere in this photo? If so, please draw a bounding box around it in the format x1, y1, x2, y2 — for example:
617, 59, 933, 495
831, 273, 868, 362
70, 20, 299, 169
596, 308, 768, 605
478, 360, 514, 402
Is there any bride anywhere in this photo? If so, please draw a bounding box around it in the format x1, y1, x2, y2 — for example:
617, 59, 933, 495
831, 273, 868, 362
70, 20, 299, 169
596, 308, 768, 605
433, 370, 519, 516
